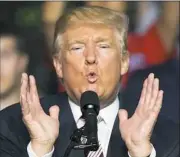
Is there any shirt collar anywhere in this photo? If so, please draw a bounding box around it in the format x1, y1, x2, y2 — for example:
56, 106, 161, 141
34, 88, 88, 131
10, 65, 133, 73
99, 97, 119, 129
69, 97, 119, 129
68, 98, 82, 124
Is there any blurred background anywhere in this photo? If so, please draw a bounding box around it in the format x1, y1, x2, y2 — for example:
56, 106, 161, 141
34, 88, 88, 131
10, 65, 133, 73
0, 1, 179, 123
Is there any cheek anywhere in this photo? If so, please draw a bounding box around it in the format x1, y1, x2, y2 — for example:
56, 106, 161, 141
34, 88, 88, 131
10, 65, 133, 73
0, 57, 20, 84
62, 54, 84, 79
99, 52, 121, 72
98, 54, 121, 83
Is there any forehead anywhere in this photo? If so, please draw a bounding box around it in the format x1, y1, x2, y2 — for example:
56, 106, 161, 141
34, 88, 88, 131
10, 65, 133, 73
64, 23, 116, 43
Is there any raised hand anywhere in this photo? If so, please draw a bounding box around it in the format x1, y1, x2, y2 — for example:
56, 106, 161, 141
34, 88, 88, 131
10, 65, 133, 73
20, 73, 60, 156
119, 73, 163, 157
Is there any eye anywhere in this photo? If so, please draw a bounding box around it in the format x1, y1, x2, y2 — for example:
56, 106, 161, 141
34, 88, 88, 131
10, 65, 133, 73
71, 47, 81, 50
70, 44, 85, 54
99, 44, 110, 49
97, 44, 111, 53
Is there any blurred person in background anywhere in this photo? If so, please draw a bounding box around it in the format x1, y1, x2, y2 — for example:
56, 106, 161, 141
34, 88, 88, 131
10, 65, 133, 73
42, 1, 67, 51
21, 29, 59, 97
134, 1, 159, 34
0, 30, 29, 110
128, 1, 179, 72
42, 1, 67, 92
0, 27, 58, 110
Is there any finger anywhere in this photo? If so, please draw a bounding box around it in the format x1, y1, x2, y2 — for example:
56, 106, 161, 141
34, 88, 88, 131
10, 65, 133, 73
137, 90, 163, 136
28, 75, 44, 117
20, 73, 30, 115
118, 109, 128, 125
136, 78, 147, 112
152, 90, 163, 114
49, 105, 60, 120
27, 91, 32, 105
147, 90, 164, 128
144, 73, 154, 109
148, 78, 159, 110
29, 75, 40, 104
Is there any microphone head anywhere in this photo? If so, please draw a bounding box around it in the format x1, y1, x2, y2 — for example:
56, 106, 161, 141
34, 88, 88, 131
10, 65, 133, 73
80, 91, 100, 115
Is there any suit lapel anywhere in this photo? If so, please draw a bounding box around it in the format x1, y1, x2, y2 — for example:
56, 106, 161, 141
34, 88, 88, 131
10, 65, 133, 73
107, 109, 129, 157
53, 93, 84, 157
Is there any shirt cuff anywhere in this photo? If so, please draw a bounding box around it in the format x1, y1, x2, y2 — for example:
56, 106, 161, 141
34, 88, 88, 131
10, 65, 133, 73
128, 144, 156, 157
27, 142, 54, 157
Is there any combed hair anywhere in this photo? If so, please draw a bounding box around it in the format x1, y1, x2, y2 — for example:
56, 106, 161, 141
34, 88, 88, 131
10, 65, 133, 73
53, 6, 129, 56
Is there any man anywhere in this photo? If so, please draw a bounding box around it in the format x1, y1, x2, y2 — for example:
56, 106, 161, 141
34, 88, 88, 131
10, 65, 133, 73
0, 31, 29, 110
0, 6, 179, 157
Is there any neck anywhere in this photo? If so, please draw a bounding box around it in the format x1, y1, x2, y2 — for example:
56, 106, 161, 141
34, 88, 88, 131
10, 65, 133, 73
100, 96, 117, 110
100, 85, 120, 109
0, 88, 20, 110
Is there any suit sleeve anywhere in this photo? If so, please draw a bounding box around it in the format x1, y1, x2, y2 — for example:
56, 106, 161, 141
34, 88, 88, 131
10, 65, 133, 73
0, 111, 29, 157
0, 133, 29, 157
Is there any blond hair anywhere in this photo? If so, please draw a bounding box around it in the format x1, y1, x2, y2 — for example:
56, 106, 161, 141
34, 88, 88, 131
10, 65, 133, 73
53, 6, 128, 56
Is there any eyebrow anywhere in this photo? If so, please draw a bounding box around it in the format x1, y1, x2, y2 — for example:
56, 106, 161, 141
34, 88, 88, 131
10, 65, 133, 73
94, 37, 112, 43
68, 38, 112, 44
68, 40, 85, 45
67, 34, 114, 47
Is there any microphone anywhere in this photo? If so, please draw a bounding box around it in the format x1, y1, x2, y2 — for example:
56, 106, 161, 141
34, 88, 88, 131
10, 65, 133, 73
80, 91, 100, 151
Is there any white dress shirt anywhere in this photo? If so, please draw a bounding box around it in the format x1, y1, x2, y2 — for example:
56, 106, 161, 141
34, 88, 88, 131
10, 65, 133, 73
27, 97, 156, 157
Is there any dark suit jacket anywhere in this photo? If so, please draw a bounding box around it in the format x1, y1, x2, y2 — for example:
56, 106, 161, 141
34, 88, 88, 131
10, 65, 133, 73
0, 92, 179, 157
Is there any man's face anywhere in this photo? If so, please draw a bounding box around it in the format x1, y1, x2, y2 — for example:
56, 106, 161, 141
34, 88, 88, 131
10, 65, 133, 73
0, 36, 28, 97
54, 23, 129, 105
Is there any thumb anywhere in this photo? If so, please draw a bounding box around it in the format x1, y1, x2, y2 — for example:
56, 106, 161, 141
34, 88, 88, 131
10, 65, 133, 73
49, 105, 60, 120
118, 109, 128, 125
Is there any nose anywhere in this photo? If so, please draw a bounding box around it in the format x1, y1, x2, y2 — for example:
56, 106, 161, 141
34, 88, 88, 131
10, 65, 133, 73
84, 46, 97, 65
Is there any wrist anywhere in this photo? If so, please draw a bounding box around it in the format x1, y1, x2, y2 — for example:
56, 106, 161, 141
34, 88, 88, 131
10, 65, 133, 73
31, 140, 54, 157
128, 142, 152, 157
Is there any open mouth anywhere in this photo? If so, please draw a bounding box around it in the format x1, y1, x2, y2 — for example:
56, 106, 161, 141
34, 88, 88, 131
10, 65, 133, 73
86, 72, 98, 83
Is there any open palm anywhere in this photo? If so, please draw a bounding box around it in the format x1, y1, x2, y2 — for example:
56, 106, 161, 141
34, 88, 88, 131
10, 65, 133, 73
20, 73, 60, 146
119, 73, 163, 156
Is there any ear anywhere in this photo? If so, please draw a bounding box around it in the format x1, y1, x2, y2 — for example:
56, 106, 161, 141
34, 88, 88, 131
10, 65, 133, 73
53, 56, 63, 78
120, 50, 129, 75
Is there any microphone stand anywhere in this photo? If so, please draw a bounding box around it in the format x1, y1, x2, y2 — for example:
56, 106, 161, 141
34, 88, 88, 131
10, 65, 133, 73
62, 125, 99, 157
